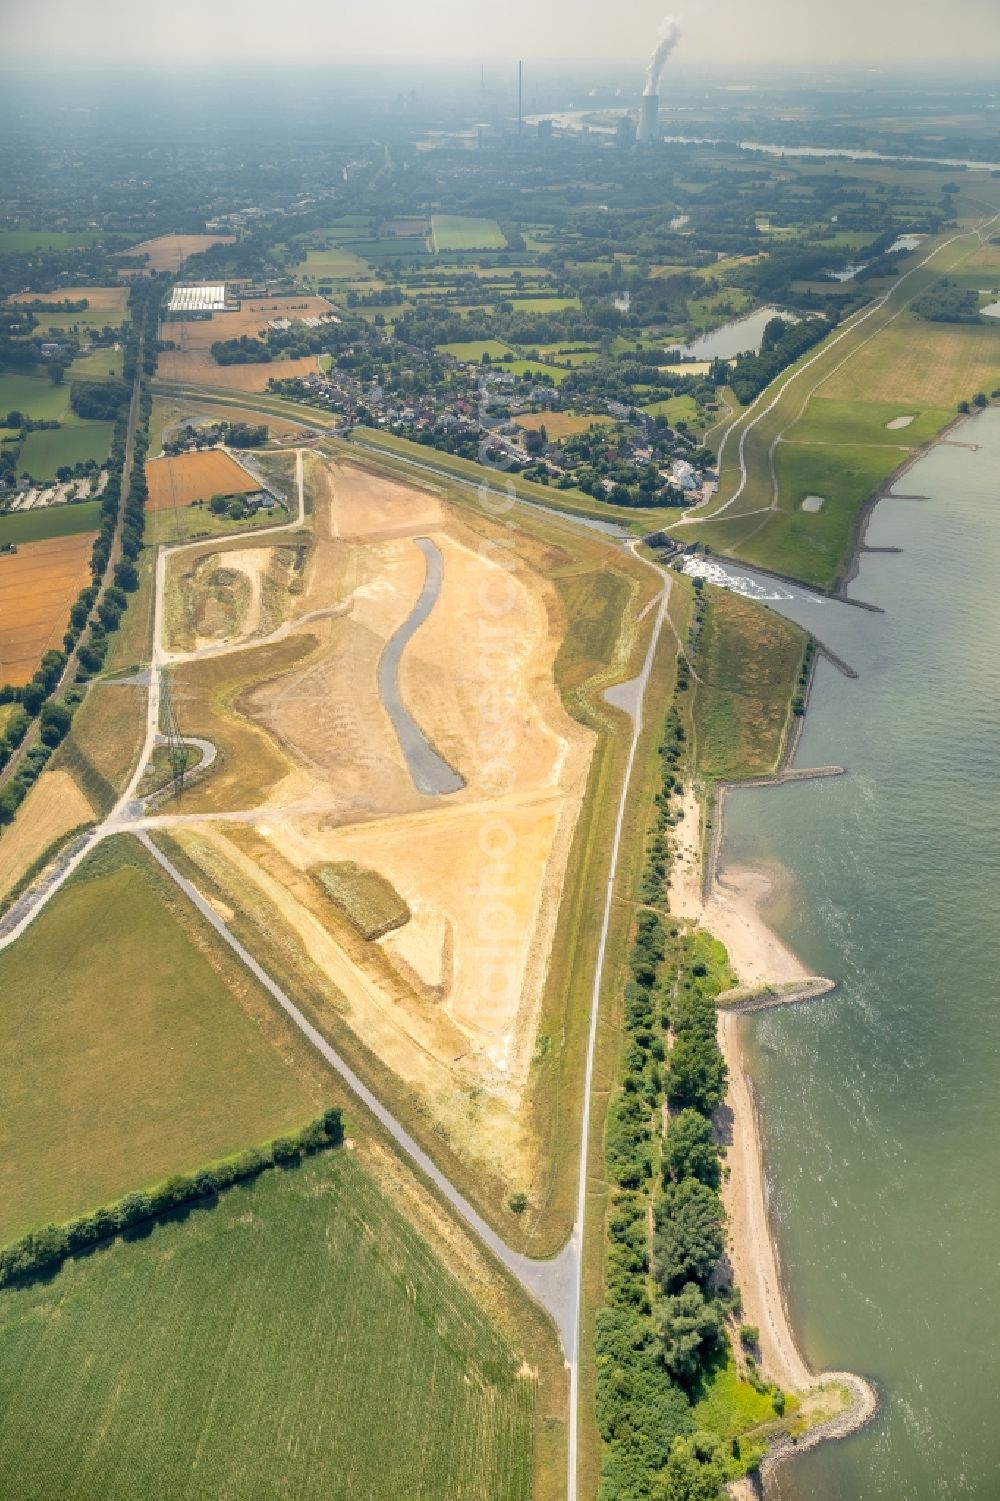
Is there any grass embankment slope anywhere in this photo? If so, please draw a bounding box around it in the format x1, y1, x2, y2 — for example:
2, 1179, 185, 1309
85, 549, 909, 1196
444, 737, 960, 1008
683, 223, 1000, 588
689, 584, 808, 780
0, 1153, 536, 1501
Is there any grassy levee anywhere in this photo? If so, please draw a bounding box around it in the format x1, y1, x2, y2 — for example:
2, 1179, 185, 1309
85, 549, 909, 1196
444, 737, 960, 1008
578, 616, 681, 1499
348, 426, 674, 534
689, 586, 809, 781
0, 837, 335, 1245
0, 1129, 560, 1501
682, 225, 1000, 588
151, 379, 339, 431
53, 681, 147, 816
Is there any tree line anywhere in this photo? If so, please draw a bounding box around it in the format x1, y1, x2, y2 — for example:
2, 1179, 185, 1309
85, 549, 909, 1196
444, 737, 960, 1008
0, 1108, 344, 1290
595, 684, 784, 1499
0, 278, 163, 829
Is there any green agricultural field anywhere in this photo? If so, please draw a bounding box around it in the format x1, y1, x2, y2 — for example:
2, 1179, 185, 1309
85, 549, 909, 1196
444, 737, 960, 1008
32, 307, 128, 332
437, 338, 515, 362
297, 246, 372, 281
0, 500, 101, 546
0, 375, 71, 423
509, 296, 582, 314
642, 394, 701, 428
504, 358, 572, 385
67, 347, 124, 381
431, 215, 507, 251
0, 1152, 535, 1501
0, 838, 332, 1244
0, 229, 109, 253
18, 421, 114, 480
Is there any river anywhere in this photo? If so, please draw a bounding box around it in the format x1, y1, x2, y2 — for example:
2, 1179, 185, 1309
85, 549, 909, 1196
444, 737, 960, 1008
717, 406, 1000, 1499
528, 110, 1000, 173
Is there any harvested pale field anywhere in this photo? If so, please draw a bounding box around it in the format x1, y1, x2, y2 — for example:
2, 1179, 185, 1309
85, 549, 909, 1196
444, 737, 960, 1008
123, 233, 235, 273
160, 457, 595, 1104
146, 449, 259, 510
0, 532, 95, 685
515, 412, 611, 439
10, 285, 130, 315
156, 296, 330, 391
156, 349, 321, 392
0, 768, 93, 905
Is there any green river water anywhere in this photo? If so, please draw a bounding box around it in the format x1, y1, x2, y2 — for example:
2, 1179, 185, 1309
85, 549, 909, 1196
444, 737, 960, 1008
718, 407, 1000, 1500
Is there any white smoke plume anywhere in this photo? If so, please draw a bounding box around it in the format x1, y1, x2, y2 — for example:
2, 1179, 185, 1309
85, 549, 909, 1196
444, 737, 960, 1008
644, 15, 681, 97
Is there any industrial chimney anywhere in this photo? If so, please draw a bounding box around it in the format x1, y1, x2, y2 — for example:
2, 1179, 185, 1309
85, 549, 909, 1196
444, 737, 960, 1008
636, 94, 659, 144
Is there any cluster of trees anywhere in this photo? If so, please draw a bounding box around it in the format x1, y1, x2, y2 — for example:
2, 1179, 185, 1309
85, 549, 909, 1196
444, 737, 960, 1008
913, 280, 982, 325
163, 420, 267, 455
0, 1108, 344, 1290
70, 378, 130, 421
728, 314, 833, 405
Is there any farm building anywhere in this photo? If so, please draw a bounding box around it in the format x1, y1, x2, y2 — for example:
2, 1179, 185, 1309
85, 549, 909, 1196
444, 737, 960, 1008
165, 284, 237, 318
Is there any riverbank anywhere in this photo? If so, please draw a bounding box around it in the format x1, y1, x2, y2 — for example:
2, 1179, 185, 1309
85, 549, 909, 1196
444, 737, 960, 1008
668, 789, 879, 1487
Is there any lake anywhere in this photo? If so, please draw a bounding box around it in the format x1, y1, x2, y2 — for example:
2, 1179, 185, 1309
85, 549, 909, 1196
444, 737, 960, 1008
717, 407, 1000, 1500
666, 306, 792, 361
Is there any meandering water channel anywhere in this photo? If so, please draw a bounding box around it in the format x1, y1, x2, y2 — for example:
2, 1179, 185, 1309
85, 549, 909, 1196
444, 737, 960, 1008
376, 536, 465, 796
716, 408, 1000, 1499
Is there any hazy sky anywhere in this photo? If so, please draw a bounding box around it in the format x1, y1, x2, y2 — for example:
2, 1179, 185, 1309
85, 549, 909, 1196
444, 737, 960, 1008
4, 0, 1000, 69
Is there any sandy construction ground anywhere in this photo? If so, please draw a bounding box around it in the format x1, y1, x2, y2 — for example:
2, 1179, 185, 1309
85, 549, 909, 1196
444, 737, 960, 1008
0, 533, 96, 685
158, 454, 595, 1129
146, 450, 260, 510
0, 768, 93, 903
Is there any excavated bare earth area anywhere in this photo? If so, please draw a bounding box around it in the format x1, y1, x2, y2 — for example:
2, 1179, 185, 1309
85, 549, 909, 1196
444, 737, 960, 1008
159, 459, 596, 1184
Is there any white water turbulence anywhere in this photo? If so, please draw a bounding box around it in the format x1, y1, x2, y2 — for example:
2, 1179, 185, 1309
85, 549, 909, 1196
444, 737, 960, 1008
680, 555, 798, 602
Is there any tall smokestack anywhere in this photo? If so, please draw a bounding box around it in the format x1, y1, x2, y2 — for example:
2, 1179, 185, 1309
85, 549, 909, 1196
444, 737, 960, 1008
518, 60, 523, 135
637, 94, 659, 144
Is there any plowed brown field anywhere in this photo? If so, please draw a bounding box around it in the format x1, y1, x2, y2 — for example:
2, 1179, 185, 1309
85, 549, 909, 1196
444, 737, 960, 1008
0, 533, 95, 685
146, 450, 259, 511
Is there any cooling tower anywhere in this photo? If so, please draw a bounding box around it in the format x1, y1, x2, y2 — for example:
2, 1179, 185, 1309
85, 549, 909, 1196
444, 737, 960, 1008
636, 93, 659, 144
